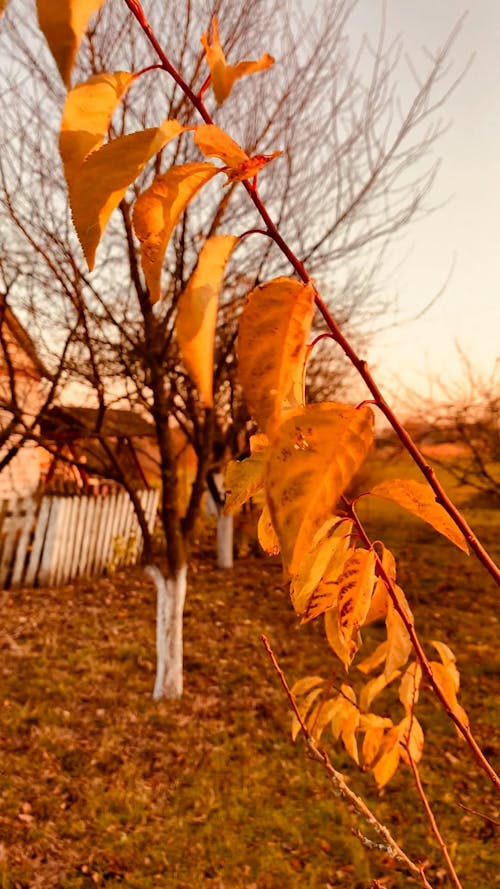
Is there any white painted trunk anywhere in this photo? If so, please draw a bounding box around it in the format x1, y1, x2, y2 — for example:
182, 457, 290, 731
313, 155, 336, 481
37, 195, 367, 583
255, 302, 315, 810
217, 513, 234, 569
145, 564, 187, 701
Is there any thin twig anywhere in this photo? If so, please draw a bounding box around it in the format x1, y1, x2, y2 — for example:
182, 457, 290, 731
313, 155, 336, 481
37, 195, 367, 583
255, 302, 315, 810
261, 634, 435, 889
404, 747, 464, 889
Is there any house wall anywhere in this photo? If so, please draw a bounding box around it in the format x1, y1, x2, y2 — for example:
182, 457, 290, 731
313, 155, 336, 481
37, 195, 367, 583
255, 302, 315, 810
0, 334, 46, 498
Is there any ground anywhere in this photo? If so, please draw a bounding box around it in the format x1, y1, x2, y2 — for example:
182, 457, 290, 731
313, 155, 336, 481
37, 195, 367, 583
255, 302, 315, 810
0, 479, 498, 888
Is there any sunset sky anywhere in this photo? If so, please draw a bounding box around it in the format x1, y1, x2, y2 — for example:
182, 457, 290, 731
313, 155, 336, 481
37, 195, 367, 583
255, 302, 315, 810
345, 0, 499, 402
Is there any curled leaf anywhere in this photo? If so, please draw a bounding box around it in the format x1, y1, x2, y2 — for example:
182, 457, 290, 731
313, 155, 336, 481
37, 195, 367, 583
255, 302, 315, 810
201, 16, 274, 105
194, 124, 281, 184
133, 162, 219, 303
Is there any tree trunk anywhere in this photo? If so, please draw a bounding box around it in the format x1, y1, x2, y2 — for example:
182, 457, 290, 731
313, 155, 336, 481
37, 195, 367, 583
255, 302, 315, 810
217, 513, 233, 569
145, 563, 187, 701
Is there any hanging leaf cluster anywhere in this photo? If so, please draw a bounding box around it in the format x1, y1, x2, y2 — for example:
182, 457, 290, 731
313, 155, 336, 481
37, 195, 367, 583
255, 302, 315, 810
30, 0, 470, 789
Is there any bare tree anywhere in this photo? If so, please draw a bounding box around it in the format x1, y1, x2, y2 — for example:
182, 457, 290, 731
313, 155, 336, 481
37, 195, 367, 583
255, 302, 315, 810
402, 350, 500, 503
0, 0, 465, 697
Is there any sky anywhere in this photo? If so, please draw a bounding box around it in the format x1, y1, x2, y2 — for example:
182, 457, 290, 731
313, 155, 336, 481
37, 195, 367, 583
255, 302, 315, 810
342, 0, 499, 403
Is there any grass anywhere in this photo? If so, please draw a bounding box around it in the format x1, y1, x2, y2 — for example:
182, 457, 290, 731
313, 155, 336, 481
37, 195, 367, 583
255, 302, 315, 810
0, 473, 499, 888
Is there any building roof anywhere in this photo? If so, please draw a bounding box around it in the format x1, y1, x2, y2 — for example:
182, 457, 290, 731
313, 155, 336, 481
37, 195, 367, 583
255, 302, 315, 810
0, 297, 50, 380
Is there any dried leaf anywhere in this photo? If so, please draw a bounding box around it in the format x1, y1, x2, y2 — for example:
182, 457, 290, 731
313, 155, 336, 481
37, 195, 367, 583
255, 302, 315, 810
369, 478, 469, 553
290, 517, 353, 618
194, 124, 281, 184
133, 162, 218, 303
266, 403, 374, 574
337, 549, 377, 645
201, 16, 274, 105
176, 234, 238, 406
238, 277, 315, 437
37, 0, 105, 85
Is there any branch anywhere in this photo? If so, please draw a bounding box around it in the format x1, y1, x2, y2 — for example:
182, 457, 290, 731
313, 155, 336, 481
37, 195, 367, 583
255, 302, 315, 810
261, 634, 435, 889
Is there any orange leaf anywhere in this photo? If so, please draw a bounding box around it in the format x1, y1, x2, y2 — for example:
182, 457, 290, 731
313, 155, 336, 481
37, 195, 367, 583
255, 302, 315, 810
337, 549, 376, 645
59, 71, 136, 184
37, 0, 105, 85
133, 162, 219, 303
257, 502, 280, 556
266, 403, 374, 574
369, 478, 469, 553
70, 120, 187, 269
291, 518, 354, 618
399, 662, 422, 714
176, 234, 238, 407
224, 447, 269, 515
194, 124, 282, 184
201, 17, 274, 105
238, 277, 315, 438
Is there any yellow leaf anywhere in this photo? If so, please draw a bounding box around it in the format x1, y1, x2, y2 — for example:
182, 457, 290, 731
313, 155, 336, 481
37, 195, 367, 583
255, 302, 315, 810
399, 662, 422, 714
176, 234, 238, 407
373, 734, 401, 788
398, 715, 424, 765
133, 162, 219, 303
337, 688, 360, 764
194, 124, 248, 167
70, 119, 186, 269
337, 549, 377, 645
59, 71, 136, 185
360, 715, 393, 769
37, 0, 105, 85
237, 277, 315, 437
290, 517, 353, 617
364, 544, 395, 625
359, 669, 401, 712
201, 16, 274, 105
307, 698, 344, 745
324, 606, 354, 670
257, 503, 280, 555
0, 0, 10, 16
194, 124, 281, 184
429, 661, 469, 727
266, 402, 374, 574
224, 449, 269, 515
291, 675, 325, 697
385, 585, 413, 678
431, 640, 460, 690
356, 641, 388, 675
369, 478, 469, 553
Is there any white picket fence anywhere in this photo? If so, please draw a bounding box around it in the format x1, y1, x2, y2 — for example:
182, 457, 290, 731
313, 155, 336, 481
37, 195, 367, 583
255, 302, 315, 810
0, 488, 159, 589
